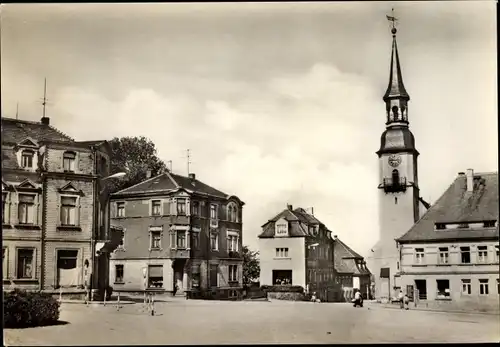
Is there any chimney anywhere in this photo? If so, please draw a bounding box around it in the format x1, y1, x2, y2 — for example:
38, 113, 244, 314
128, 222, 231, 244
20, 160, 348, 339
333, 235, 338, 240
41, 117, 50, 125
311, 207, 314, 216
466, 168, 474, 192
287, 204, 293, 211
458, 172, 465, 176
189, 173, 196, 180
146, 170, 152, 179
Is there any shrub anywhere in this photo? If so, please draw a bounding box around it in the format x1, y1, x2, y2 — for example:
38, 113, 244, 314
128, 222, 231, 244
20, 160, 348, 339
4, 289, 60, 328
261, 285, 305, 293
268, 292, 305, 301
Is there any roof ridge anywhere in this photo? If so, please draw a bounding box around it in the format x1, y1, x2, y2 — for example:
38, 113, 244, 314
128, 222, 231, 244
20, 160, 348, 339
113, 172, 169, 195
166, 171, 181, 188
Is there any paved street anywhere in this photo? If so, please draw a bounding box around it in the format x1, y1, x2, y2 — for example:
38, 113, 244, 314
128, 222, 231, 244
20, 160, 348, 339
4, 299, 500, 345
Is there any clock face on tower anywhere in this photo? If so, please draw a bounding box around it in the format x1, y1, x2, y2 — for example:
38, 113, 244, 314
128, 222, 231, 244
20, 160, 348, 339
388, 154, 402, 167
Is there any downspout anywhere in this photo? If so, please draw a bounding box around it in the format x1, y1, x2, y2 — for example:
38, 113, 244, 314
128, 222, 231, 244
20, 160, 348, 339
40, 171, 47, 291
90, 145, 98, 299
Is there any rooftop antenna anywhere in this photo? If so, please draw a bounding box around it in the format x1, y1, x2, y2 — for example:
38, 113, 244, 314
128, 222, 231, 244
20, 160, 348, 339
187, 149, 191, 175
42, 78, 48, 119
16, 102, 19, 120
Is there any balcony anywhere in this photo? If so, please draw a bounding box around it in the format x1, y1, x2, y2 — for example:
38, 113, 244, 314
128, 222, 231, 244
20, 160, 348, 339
381, 177, 407, 193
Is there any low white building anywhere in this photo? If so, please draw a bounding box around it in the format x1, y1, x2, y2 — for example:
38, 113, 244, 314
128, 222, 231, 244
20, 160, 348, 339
258, 204, 339, 302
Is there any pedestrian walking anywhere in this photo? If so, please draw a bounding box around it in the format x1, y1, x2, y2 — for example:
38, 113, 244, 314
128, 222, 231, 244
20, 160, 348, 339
173, 284, 178, 297
404, 293, 410, 310
353, 289, 363, 308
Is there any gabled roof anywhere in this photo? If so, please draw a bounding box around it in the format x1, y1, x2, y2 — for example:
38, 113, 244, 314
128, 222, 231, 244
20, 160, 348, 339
398, 172, 499, 242
112, 171, 236, 201
1, 117, 74, 144
333, 237, 370, 275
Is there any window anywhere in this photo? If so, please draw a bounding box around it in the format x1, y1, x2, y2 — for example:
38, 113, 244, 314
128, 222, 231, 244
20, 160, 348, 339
460, 247, 471, 264
21, 150, 34, 168
18, 194, 35, 224
60, 196, 77, 226
57, 250, 78, 287
228, 265, 238, 282
191, 201, 199, 216
477, 246, 488, 263
151, 200, 161, 216
438, 247, 449, 264
210, 233, 219, 251
415, 248, 425, 264
148, 265, 163, 288
2, 248, 7, 278
63, 151, 76, 172
176, 231, 186, 249
275, 224, 287, 236
116, 202, 125, 217
227, 234, 239, 252
192, 232, 200, 250
177, 199, 186, 216
118, 230, 125, 249
436, 279, 450, 298
210, 204, 218, 220
461, 279, 471, 295
496, 245, 499, 262
115, 265, 124, 283
17, 249, 34, 279
479, 279, 489, 295
276, 248, 289, 258
484, 221, 496, 228
2, 193, 7, 224
227, 203, 238, 222
150, 231, 161, 249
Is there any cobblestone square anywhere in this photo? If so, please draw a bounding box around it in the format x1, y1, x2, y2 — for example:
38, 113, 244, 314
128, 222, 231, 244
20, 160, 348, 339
4, 300, 499, 345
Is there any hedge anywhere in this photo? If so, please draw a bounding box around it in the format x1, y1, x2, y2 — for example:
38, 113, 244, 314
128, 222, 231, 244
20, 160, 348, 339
4, 289, 60, 328
260, 285, 305, 293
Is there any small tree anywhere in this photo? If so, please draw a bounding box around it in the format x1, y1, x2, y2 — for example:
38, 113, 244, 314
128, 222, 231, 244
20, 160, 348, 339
107, 136, 168, 193
242, 245, 260, 285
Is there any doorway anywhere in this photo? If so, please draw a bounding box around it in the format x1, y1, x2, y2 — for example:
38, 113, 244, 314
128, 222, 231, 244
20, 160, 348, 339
415, 279, 427, 300
172, 259, 186, 295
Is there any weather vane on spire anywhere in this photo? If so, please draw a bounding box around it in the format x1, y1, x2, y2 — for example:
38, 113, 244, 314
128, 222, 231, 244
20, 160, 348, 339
386, 8, 398, 35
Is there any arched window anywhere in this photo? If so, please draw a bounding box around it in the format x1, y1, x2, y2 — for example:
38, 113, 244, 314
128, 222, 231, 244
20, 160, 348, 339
63, 151, 76, 172
227, 203, 238, 222
392, 169, 400, 185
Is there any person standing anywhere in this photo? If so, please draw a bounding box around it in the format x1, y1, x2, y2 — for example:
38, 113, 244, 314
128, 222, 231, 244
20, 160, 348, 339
398, 290, 404, 309
404, 293, 410, 310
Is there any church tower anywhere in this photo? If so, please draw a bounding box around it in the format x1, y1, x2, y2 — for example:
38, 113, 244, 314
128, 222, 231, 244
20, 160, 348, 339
370, 20, 420, 301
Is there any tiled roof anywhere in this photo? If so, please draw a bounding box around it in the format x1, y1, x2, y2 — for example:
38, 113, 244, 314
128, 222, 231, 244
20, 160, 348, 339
1, 117, 74, 144
333, 237, 370, 275
258, 207, 327, 238
398, 172, 499, 242
113, 171, 233, 200
2, 148, 20, 170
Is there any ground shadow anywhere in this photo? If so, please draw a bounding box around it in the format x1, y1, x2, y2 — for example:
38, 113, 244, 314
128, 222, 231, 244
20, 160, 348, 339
113, 296, 169, 303
5, 320, 70, 330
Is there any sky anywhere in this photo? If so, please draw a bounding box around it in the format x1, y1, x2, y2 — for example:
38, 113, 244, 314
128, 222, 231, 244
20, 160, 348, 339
1, 2, 497, 257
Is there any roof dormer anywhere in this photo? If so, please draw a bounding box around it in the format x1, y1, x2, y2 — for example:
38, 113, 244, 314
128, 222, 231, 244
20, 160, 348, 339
275, 218, 289, 237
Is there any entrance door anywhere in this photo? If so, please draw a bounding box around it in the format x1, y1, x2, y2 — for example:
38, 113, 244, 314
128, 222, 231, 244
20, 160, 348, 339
415, 279, 427, 300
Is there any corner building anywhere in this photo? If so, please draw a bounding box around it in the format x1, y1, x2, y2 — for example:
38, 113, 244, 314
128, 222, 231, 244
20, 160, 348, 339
109, 172, 244, 299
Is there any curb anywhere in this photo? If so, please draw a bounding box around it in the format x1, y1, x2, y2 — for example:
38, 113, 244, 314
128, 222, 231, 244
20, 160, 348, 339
60, 300, 136, 305
367, 303, 500, 316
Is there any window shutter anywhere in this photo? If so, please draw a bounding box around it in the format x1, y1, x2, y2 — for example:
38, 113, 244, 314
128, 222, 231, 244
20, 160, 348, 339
170, 231, 176, 249
77, 197, 81, 226
186, 199, 191, 217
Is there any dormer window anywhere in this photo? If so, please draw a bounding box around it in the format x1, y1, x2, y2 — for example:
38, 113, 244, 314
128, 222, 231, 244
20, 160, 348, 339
21, 150, 34, 169
63, 151, 76, 172
484, 221, 496, 228
435, 223, 446, 230
275, 218, 288, 237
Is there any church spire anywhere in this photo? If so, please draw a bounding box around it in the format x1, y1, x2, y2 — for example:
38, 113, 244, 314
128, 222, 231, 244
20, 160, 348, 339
383, 11, 410, 127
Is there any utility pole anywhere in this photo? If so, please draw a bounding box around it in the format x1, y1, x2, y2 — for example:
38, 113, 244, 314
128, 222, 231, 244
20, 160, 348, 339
16, 103, 19, 120
187, 149, 191, 175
